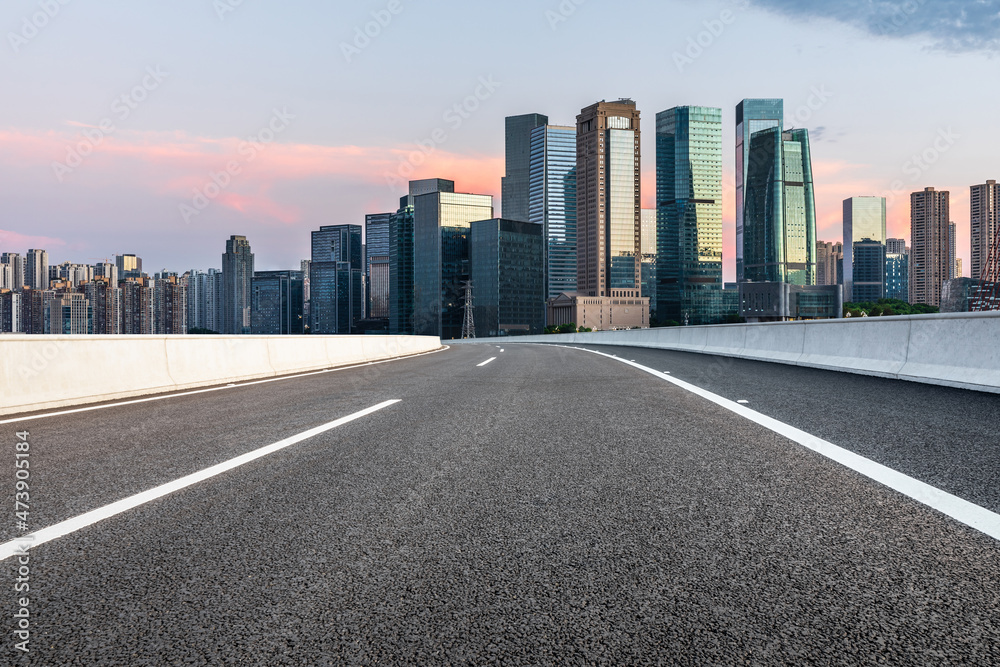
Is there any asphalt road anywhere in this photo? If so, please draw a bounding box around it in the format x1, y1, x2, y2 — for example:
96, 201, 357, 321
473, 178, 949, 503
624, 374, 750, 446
2, 343, 999, 665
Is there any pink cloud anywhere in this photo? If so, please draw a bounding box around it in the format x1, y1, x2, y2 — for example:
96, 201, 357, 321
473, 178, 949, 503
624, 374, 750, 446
0, 229, 67, 252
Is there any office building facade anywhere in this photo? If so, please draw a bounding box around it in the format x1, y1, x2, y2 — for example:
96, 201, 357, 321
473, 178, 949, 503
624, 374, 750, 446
413, 189, 494, 338
251, 270, 305, 335
736, 99, 784, 283
851, 239, 886, 302
743, 125, 817, 286
469, 219, 545, 337
502, 113, 548, 222
311, 225, 363, 334
528, 124, 578, 300
365, 213, 392, 321
910, 187, 950, 306
843, 196, 886, 300
656, 105, 724, 325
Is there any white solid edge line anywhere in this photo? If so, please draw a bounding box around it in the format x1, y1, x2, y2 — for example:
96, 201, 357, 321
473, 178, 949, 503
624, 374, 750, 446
0, 347, 446, 426
0, 399, 402, 561
556, 344, 1000, 543
477, 357, 498, 367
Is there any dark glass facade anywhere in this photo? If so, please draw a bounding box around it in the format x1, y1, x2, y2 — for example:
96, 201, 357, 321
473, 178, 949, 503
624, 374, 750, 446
412, 191, 493, 339
656, 106, 724, 325
852, 239, 886, 302
502, 114, 548, 223
251, 270, 305, 335
365, 213, 391, 320
470, 219, 545, 337
311, 225, 363, 334
885, 252, 909, 302
222, 235, 254, 334
736, 99, 783, 283
743, 127, 816, 286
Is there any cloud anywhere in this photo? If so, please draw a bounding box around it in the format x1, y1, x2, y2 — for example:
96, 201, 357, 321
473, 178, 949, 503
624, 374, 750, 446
749, 0, 1000, 52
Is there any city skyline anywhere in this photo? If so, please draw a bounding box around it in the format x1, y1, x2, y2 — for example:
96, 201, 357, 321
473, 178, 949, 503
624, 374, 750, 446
1, 0, 995, 281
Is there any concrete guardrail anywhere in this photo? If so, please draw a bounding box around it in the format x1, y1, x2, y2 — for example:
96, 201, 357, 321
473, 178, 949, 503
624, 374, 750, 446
493, 312, 1000, 394
0, 335, 442, 417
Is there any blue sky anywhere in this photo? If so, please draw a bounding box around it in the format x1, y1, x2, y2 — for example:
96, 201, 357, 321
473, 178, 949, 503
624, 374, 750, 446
2, 0, 997, 281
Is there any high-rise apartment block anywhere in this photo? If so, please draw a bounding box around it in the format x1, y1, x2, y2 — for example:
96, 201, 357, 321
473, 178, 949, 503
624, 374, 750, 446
910, 187, 950, 306
502, 114, 548, 222
948, 222, 957, 280
971, 180, 999, 280
816, 241, 843, 287
221, 235, 254, 334
528, 123, 578, 300
656, 105, 723, 325
1, 253, 24, 291
26, 249, 49, 290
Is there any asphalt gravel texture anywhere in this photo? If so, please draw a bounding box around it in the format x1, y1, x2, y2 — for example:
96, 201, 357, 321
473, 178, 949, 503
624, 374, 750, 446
2, 343, 999, 665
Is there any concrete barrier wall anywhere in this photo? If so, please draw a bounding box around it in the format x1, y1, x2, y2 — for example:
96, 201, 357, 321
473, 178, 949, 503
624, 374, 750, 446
488, 312, 1000, 394
0, 335, 441, 417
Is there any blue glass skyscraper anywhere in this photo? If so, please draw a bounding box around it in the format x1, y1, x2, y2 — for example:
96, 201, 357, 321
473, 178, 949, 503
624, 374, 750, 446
311, 225, 363, 334
736, 99, 783, 283
656, 106, 724, 325
528, 124, 577, 299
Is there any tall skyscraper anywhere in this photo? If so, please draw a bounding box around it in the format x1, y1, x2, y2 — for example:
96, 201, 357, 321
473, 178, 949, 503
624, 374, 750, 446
311, 225, 363, 334
0, 291, 21, 333
365, 213, 392, 320
736, 99, 783, 283
469, 218, 545, 337
502, 113, 548, 222
656, 105, 723, 325
222, 235, 254, 334
528, 123, 578, 300
413, 189, 493, 338
910, 187, 950, 306
251, 270, 305, 335
576, 99, 642, 297
816, 241, 844, 286
86, 279, 121, 334
971, 180, 999, 280
389, 178, 455, 334
851, 239, 886, 302
26, 249, 49, 290
743, 124, 817, 285
1, 253, 24, 291
49, 293, 89, 334
843, 196, 887, 300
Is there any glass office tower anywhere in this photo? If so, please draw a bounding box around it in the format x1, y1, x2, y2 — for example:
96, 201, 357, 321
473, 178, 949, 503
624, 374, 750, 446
310, 225, 363, 334
470, 218, 545, 337
885, 249, 909, 301
843, 196, 887, 300
389, 179, 455, 334
528, 124, 577, 299
851, 240, 886, 302
656, 106, 724, 325
743, 126, 817, 286
251, 270, 305, 335
222, 235, 254, 334
412, 190, 494, 338
365, 212, 391, 320
736, 99, 783, 283
641, 208, 657, 316
502, 114, 548, 223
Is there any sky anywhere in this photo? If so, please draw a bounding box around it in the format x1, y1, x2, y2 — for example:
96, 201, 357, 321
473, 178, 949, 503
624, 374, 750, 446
1, 0, 998, 282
